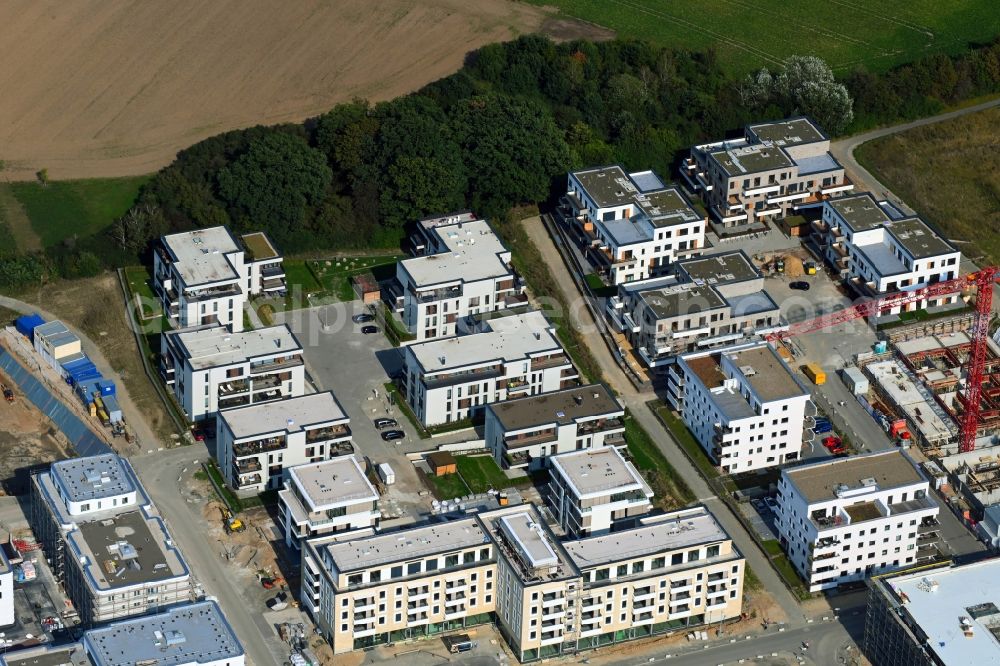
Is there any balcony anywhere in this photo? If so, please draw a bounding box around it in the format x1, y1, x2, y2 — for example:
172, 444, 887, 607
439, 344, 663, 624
261, 265, 285, 279
578, 418, 624, 436
249, 355, 303, 375
503, 450, 532, 469
505, 429, 557, 449
820, 176, 855, 195
236, 474, 262, 488
185, 284, 242, 303
233, 436, 286, 457
218, 379, 249, 396
422, 366, 502, 390
743, 183, 780, 197
542, 594, 565, 608
219, 394, 250, 409
305, 424, 351, 443
531, 354, 570, 371
261, 277, 286, 292
234, 459, 262, 474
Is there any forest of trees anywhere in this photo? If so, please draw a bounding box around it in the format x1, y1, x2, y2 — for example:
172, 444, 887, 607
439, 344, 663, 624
4, 33, 1000, 290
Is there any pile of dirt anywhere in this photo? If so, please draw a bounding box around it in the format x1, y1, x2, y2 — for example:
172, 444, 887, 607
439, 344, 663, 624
0, 369, 73, 492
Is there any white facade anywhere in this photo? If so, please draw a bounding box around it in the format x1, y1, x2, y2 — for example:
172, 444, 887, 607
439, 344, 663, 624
403, 311, 577, 427
774, 450, 940, 592
32, 321, 81, 372
817, 194, 961, 314
216, 392, 353, 496
0, 549, 12, 627
667, 341, 813, 474
393, 214, 525, 341
161, 324, 305, 422
153, 226, 284, 332
278, 455, 379, 548
547, 447, 653, 536
566, 167, 706, 284
484, 384, 625, 471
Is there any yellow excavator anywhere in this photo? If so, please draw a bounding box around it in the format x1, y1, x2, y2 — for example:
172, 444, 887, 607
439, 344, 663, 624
222, 508, 245, 534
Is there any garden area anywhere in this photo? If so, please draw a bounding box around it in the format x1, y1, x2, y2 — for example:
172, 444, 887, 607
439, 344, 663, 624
623, 410, 695, 507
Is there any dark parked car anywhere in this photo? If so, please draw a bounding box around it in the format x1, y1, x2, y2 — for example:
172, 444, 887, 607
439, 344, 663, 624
352, 313, 375, 323
790, 281, 811, 291
814, 421, 834, 434
373, 417, 398, 429
361, 325, 379, 334
381, 429, 405, 441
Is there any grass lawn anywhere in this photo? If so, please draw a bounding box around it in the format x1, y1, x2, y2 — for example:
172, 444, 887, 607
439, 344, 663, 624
309, 255, 401, 302
455, 455, 529, 493
761, 539, 784, 557
123, 266, 160, 318
653, 404, 720, 479
584, 272, 617, 298
855, 106, 1000, 268
528, 0, 1000, 75
623, 410, 696, 507
7, 176, 149, 248
426, 471, 471, 501
877, 304, 973, 330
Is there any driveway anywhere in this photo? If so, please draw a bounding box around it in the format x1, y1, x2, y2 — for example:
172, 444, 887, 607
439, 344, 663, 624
831, 97, 1000, 214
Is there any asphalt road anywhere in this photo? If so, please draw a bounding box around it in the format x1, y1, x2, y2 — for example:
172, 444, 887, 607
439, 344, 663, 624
130, 445, 285, 666
830, 96, 1000, 214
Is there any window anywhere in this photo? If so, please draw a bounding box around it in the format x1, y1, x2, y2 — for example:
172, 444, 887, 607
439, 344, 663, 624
672, 553, 683, 565
707, 545, 720, 558
617, 565, 628, 577
391, 566, 403, 579
425, 558, 438, 572
407, 562, 421, 576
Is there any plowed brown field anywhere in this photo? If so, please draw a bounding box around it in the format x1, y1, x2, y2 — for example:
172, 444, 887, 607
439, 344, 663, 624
0, 0, 548, 180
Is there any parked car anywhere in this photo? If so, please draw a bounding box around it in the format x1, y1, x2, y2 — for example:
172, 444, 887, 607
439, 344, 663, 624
373, 417, 398, 430
352, 313, 375, 323
822, 436, 842, 449
763, 497, 779, 513
361, 325, 380, 334
381, 429, 405, 441
790, 281, 811, 291
814, 421, 833, 434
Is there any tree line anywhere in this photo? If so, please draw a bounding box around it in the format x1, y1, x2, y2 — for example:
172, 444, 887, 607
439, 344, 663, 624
3, 34, 1000, 291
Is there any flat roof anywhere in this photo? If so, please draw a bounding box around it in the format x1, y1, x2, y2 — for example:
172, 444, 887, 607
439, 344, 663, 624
487, 384, 622, 432
866, 360, 956, 440
880, 560, 1000, 665
784, 450, 926, 504
161, 226, 242, 286
886, 217, 956, 259
34, 321, 79, 346
571, 167, 696, 226
710, 143, 792, 177
401, 218, 512, 287
730, 345, 808, 402
794, 152, 840, 175
550, 447, 647, 499
638, 186, 701, 227
409, 311, 562, 373
84, 601, 243, 666
854, 240, 909, 277
637, 283, 727, 320
219, 391, 346, 439
1, 645, 90, 666
827, 193, 892, 231
240, 231, 280, 261
289, 455, 377, 513
498, 512, 558, 569
726, 291, 781, 317
72, 510, 187, 589
170, 324, 301, 369
326, 518, 489, 573
52, 454, 134, 503
748, 118, 826, 145
601, 218, 649, 247
571, 165, 637, 208
564, 506, 734, 569
679, 250, 760, 284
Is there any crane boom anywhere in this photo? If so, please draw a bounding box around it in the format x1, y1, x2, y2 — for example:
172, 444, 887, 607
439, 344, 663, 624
767, 266, 999, 453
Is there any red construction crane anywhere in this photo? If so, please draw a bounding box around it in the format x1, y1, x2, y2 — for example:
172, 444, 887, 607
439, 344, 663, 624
767, 266, 999, 453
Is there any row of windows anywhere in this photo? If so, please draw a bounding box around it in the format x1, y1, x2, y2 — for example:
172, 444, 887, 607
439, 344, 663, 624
344, 550, 493, 587
586, 545, 724, 583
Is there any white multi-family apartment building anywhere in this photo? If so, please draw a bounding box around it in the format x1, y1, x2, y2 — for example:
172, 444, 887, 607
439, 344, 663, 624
1, 601, 245, 666
402, 311, 577, 427
28, 455, 191, 624
607, 250, 785, 369
278, 455, 379, 549
390, 213, 526, 342
774, 450, 940, 592
303, 501, 744, 662
547, 447, 653, 537
215, 391, 354, 495
666, 341, 813, 474
153, 226, 284, 332
814, 193, 962, 314
484, 383, 624, 472
160, 323, 305, 421
681, 117, 852, 234
565, 167, 706, 284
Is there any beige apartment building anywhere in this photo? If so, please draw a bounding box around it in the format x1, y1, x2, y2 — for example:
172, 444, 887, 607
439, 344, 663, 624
302, 503, 744, 662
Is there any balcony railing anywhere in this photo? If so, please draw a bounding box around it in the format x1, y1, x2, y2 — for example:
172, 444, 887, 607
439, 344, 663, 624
236, 474, 262, 488
531, 354, 570, 371
185, 285, 242, 303
234, 459, 262, 474
578, 418, 623, 435
505, 430, 557, 448
249, 356, 303, 375
233, 437, 286, 457
305, 425, 351, 443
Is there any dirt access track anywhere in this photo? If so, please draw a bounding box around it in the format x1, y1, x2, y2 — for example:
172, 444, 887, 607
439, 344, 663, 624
0, 0, 574, 181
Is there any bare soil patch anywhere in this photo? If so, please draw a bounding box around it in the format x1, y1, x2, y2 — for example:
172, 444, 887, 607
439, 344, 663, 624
0, 0, 546, 181
17, 274, 177, 445
540, 16, 616, 42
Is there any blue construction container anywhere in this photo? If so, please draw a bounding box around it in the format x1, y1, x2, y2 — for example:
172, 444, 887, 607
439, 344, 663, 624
14, 313, 45, 340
